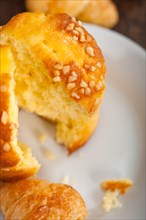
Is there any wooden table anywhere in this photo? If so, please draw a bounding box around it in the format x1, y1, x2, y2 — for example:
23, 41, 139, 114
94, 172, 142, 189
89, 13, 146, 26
0, 0, 145, 48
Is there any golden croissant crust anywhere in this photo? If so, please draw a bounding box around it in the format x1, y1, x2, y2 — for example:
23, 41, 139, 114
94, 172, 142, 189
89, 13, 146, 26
0, 179, 87, 219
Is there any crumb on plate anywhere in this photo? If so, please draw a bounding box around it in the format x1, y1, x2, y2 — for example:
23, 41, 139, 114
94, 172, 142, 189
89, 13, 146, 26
44, 150, 56, 160
61, 175, 70, 184
100, 179, 133, 212
61, 176, 77, 186
38, 132, 48, 143
101, 190, 122, 212
78, 151, 84, 158
71, 178, 77, 185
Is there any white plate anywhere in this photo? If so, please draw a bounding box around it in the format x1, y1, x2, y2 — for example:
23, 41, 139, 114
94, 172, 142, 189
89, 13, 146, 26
0, 24, 145, 219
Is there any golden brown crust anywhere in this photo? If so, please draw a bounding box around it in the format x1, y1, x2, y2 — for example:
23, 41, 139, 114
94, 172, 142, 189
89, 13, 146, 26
0, 45, 40, 181
0, 73, 20, 167
66, 111, 98, 154
0, 45, 20, 168
101, 179, 133, 194
0, 143, 40, 182
54, 13, 106, 113
0, 179, 87, 219
0, 165, 39, 182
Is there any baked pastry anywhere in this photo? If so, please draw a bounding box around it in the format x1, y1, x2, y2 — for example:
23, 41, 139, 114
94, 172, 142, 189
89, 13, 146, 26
26, 0, 89, 17
0, 12, 106, 153
101, 179, 133, 194
0, 179, 87, 219
78, 0, 119, 28
26, 0, 119, 28
101, 179, 133, 212
0, 45, 40, 181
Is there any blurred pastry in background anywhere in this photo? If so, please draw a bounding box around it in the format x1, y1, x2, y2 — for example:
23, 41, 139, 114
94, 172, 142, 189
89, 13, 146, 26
26, 0, 89, 17
78, 0, 119, 28
26, 0, 119, 28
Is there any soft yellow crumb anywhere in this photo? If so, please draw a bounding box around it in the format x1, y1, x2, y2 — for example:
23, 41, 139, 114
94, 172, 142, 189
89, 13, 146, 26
101, 190, 122, 212
71, 178, 77, 185
100, 179, 133, 213
38, 133, 48, 144
44, 150, 56, 160
61, 175, 70, 184
78, 151, 84, 158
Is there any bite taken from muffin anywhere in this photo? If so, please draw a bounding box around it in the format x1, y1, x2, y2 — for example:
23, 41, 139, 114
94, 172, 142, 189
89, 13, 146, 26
0, 12, 106, 154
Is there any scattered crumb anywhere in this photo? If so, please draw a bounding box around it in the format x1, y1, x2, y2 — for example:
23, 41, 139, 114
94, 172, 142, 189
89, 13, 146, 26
78, 151, 84, 158
71, 178, 77, 185
44, 150, 56, 160
61, 176, 77, 186
61, 175, 70, 184
100, 179, 133, 213
101, 179, 133, 194
38, 133, 48, 144
101, 190, 122, 212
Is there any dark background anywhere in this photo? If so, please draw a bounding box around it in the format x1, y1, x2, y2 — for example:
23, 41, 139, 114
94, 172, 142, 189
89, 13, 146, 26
0, 0, 145, 48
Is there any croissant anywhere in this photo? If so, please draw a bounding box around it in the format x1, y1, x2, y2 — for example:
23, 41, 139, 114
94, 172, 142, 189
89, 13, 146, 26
0, 179, 87, 219
26, 0, 119, 28
0, 45, 40, 181
0, 12, 106, 154
78, 0, 119, 28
